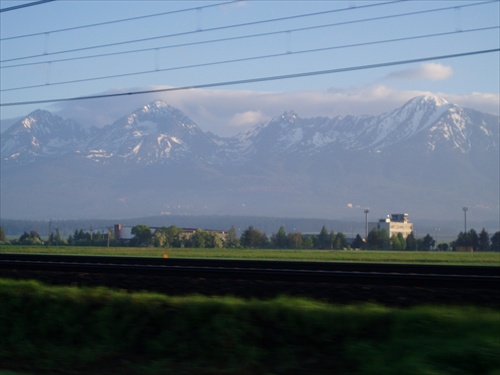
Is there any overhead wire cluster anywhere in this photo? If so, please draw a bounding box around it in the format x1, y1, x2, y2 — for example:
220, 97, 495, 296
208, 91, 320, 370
0, 0, 499, 106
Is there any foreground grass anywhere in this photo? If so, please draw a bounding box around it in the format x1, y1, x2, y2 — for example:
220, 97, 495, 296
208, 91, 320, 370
1, 278, 499, 375
1, 245, 499, 265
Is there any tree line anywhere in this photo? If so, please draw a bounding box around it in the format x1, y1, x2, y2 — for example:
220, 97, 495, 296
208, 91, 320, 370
1, 225, 499, 251
451, 228, 500, 252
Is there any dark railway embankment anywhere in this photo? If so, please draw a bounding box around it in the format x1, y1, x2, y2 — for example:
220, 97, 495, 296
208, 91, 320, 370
1, 254, 499, 307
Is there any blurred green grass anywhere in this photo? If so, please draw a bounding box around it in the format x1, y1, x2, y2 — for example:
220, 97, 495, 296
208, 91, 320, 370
1, 278, 499, 375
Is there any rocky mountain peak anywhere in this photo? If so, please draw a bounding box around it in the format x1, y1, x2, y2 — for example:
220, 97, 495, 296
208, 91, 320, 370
1, 109, 87, 163
279, 111, 299, 123
125, 100, 197, 133
84, 100, 217, 164
20, 109, 50, 128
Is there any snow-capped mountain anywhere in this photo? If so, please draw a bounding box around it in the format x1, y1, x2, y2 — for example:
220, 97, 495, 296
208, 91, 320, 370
86, 101, 219, 164
2, 95, 497, 165
1, 109, 88, 163
230, 95, 498, 157
1, 96, 498, 222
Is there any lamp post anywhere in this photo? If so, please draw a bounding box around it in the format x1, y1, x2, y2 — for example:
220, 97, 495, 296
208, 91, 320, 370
364, 209, 369, 239
463, 207, 468, 233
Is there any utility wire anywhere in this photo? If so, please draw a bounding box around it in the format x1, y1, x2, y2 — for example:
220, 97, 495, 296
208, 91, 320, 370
1, 0, 493, 66
2, 26, 497, 92
1, 0, 406, 63
0, 1, 237, 40
0, 0, 55, 13
1, 48, 497, 107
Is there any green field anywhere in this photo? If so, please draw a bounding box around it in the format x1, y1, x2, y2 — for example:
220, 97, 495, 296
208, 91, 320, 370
1, 278, 499, 375
1, 245, 499, 265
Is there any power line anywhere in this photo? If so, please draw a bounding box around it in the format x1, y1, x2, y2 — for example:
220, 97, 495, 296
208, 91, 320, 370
1, 0, 406, 63
1, 1, 493, 67
0, 0, 55, 13
1, 48, 497, 107
2, 26, 497, 92
0, 1, 237, 41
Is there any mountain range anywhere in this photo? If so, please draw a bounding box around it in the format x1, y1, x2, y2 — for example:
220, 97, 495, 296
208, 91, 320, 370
1, 95, 499, 229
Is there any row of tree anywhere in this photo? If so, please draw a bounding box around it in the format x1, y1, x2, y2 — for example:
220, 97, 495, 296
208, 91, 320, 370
451, 228, 500, 252
359, 230, 437, 251
1, 225, 499, 251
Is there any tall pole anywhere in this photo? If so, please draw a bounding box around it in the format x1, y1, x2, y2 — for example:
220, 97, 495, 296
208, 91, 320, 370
364, 209, 369, 239
463, 207, 468, 233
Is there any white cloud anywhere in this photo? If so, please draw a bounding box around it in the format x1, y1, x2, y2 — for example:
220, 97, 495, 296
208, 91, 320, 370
49, 85, 499, 137
386, 63, 453, 81
230, 111, 266, 128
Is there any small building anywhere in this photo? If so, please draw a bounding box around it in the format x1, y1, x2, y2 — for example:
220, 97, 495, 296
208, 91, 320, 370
368, 213, 413, 239
114, 224, 133, 240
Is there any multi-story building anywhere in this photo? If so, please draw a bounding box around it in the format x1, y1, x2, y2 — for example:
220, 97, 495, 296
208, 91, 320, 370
368, 213, 413, 238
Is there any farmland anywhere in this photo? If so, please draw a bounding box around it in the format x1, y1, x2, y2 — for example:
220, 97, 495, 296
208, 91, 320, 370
1, 245, 499, 265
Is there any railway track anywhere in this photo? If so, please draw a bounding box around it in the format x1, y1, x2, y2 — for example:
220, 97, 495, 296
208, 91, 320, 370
1, 253, 499, 290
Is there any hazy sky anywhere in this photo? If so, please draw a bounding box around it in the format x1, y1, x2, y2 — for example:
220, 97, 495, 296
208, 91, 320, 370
1, 0, 499, 136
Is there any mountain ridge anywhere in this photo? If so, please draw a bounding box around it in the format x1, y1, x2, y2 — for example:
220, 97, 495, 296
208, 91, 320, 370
2, 95, 498, 164
1, 95, 498, 222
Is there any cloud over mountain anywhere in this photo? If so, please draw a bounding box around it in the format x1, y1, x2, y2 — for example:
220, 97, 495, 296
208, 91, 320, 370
45, 86, 500, 137
387, 63, 453, 81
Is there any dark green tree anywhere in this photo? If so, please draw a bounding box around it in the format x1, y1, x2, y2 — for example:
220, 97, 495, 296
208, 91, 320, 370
189, 229, 212, 248
131, 225, 152, 247
352, 234, 364, 249
240, 226, 268, 248
333, 232, 348, 250
317, 226, 330, 249
406, 232, 417, 251
48, 229, 66, 246
302, 235, 314, 249
436, 243, 449, 251
390, 234, 404, 250
468, 229, 479, 251
272, 226, 288, 249
421, 234, 436, 251
453, 231, 468, 249
453, 229, 480, 251
19, 231, 43, 245
367, 228, 389, 250
69, 229, 91, 245
491, 231, 500, 252
478, 228, 490, 251
366, 228, 379, 250
378, 229, 390, 250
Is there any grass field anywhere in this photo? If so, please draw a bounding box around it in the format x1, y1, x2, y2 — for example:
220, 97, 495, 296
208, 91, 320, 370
1, 245, 499, 265
1, 278, 499, 375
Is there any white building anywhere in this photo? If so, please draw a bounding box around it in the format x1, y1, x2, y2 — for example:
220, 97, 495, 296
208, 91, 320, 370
368, 213, 413, 238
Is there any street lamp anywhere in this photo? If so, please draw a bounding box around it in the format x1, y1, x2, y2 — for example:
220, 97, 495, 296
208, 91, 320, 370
364, 209, 369, 239
463, 207, 468, 233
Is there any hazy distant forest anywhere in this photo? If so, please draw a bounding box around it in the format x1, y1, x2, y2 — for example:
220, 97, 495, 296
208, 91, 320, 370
1, 224, 499, 252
